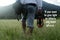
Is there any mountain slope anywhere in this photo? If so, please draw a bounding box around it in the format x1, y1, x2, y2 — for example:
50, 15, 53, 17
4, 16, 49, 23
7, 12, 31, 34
43, 1, 60, 10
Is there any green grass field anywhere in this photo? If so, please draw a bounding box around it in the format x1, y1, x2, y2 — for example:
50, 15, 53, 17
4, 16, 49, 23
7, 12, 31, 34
0, 19, 60, 40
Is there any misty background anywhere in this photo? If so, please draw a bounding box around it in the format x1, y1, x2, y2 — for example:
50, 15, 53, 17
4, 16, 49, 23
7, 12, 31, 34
0, 1, 60, 19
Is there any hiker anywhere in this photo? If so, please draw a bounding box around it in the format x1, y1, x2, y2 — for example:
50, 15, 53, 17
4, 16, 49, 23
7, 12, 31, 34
20, 0, 42, 34
13, 0, 42, 34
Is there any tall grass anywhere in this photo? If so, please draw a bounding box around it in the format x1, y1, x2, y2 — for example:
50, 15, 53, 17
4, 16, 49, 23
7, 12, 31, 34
0, 19, 60, 40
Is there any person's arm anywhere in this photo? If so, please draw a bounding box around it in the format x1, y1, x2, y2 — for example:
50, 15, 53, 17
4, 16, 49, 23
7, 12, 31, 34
36, 0, 43, 28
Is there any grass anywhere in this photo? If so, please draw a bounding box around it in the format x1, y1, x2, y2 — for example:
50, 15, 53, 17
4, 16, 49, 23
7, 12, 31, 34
0, 19, 60, 40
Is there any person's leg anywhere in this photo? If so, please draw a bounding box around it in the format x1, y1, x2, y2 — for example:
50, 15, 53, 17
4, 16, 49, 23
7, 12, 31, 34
21, 13, 27, 33
26, 5, 36, 34
21, 4, 28, 33
21, 15, 26, 33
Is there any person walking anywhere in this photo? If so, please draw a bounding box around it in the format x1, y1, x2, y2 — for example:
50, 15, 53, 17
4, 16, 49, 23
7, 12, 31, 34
20, 0, 42, 35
